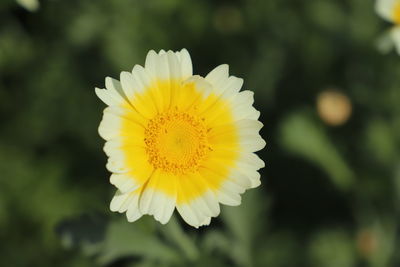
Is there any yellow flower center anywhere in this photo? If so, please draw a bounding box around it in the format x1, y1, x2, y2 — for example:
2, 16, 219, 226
395, 2, 400, 24
144, 109, 211, 175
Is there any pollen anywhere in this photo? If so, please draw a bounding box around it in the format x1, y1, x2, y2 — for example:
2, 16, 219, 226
144, 108, 211, 175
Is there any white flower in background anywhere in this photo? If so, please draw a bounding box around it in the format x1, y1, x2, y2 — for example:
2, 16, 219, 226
16, 0, 39, 12
96, 49, 265, 228
376, 0, 400, 54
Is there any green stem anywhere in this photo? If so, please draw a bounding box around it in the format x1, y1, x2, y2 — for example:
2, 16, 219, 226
161, 215, 199, 261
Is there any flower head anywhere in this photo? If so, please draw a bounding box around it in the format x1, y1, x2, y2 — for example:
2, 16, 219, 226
96, 49, 265, 228
376, 0, 400, 23
376, 0, 400, 54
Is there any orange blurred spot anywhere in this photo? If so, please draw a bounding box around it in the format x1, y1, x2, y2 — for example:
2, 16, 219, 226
317, 90, 352, 126
356, 229, 378, 258
213, 6, 243, 34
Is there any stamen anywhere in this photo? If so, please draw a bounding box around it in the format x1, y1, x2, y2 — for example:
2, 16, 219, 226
144, 108, 210, 175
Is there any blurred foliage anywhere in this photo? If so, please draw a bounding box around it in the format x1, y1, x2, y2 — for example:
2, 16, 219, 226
279, 110, 354, 191
1, 0, 400, 266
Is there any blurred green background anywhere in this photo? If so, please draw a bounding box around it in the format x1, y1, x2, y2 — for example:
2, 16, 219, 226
1, 0, 400, 266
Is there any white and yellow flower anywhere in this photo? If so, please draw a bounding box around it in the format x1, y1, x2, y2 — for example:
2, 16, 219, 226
376, 0, 400, 54
16, 0, 39, 12
96, 49, 265, 228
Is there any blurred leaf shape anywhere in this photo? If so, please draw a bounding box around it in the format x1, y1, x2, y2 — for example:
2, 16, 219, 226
394, 164, 400, 203
365, 118, 397, 165
309, 229, 356, 267
56, 214, 108, 254
356, 216, 397, 267
0, 24, 34, 71
357, 228, 379, 259
201, 230, 231, 255
376, 30, 396, 54
279, 111, 354, 191
56, 215, 192, 266
213, 5, 244, 34
255, 232, 301, 267
98, 218, 181, 265
159, 216, 199, 261
307, 0, 346, 32
218, 190, 269, 267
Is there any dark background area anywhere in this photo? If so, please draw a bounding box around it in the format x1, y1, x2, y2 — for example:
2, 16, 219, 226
1, 0, 400, 266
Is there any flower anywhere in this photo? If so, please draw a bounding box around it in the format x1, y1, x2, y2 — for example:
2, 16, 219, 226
16, 0, 39, 12
96, 49, 265, 228
376, 0, 400, 54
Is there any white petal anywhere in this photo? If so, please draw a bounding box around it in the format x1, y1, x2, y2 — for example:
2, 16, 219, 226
205, 64, 246, 101
248, 174, 261, 188
235, 169, 261, 188
145, 49, 183, 81
205, 64, 229, 91
139, 189, 176, 224
155, 53, 170, 80
231, 91, 261, 121
184, 75, 213, 99
391, 26, 400, 55
110, 173, 139, 193
228, 171, 252, 190
217, 185, 242, 206
98, 107, 144, 141
98, 108, 123, 140
188, 191, 220, 218
126, 192, 142, 222
237, 120, 266, 152
138, 171, 177, 224
376, 0, 398, 22
120, 71, 136, 99
157, 196, 176, 224
237, 153, 265, 171
220, 76, 243, 99
166, 50, 181, 80
234, 159, 265, 189
95, 87, 121, 107
145, 50, 158, 78
131, 65, 152, 94
240, 137, 266, 152
104, 142, 124, 160
198, 168, 242, 207
110, 190, 137, 213
103, 139, 123, 157
178, 48, 193, 79
95, 77, 131, 107
237, 119, 263, 134
105, 77, 129, 102
199, 217, 212, 227
175, 174, 220, 228
106, 155, 129, 173
176, 203, 204, 228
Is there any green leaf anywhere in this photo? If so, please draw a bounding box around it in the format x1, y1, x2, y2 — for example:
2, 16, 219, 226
97, 218, 181, 265
279, 111, 354, 191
